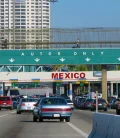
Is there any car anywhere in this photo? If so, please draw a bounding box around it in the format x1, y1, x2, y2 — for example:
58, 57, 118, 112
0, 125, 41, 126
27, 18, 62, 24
12, 97, 19, 109
90, 98, 108, 111
77, 98, 86, 109
108, 97, 117, 109
76, 98, 86, 108
60, 94, 70, 99
66, 99, 74, 110
33, 97, 72, 122
17, 98, 38, 114
0, 96, 13, 110
84, 99, 94, 109
115, 98, 120, 115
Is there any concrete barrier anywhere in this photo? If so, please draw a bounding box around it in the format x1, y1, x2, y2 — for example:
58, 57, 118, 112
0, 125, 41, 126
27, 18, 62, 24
88, 113, 117, 138
112, 115, 120, 138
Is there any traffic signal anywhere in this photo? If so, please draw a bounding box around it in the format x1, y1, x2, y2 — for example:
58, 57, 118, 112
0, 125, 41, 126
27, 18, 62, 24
34, 82, 38, 87
12, 82, 15, 87
56, 82, 61, 87
80, 82, 84, 87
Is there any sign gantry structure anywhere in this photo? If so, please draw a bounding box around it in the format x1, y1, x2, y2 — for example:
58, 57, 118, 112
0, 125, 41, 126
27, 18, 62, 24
1, 28, 120, 101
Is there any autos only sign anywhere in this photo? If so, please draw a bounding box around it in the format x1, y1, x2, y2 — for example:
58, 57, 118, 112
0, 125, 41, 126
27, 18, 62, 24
51, 72, 85, 80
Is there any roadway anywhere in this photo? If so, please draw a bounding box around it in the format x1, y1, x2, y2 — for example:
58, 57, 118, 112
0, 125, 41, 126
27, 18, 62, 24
0, 109, 116, 138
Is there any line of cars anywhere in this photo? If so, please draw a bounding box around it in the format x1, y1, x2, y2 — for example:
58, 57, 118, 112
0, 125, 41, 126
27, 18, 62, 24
16, 94, 73, 122
74, 95, 120, 115
74, 96, 108, 111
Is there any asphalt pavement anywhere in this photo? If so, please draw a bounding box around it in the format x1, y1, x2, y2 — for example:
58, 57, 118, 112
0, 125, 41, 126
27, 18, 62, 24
0, 108, 116, 138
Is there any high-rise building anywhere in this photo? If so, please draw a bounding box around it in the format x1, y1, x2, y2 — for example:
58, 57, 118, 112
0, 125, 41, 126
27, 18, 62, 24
0, 0, 50, 49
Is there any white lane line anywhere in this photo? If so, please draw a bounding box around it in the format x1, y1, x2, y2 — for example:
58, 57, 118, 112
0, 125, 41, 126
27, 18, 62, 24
67, 122, 88, 138
0, 111, 16, 118
11, 111, 16, 113
0, 114, 8, 118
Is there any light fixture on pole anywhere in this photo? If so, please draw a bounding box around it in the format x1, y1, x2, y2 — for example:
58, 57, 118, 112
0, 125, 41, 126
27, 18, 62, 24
77, 39, 80, 48
50, 0, 58, 48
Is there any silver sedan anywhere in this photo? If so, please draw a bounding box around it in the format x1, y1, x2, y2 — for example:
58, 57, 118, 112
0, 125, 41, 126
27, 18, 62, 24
17, 98, 38, 114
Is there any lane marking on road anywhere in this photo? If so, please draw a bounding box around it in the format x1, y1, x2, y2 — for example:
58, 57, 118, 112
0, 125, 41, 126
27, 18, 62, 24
0, 111, 16, 118
0, 114, 8, 118
11, 111, 16, 113
67, 122, 88, 138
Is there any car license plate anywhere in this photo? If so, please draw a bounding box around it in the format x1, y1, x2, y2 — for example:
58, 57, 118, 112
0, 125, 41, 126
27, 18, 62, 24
27, 107, 31, 109
53, 114, 60, 117
99, 104, 102, 106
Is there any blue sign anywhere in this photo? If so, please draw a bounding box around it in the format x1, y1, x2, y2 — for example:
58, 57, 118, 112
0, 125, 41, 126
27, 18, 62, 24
93, 71, 102, 77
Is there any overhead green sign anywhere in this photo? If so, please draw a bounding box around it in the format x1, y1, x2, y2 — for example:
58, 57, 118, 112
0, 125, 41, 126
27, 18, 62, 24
0, 49, 120, 65
56, 82, 61, 87
12, 82, 39, 88
12, 82, 15, 87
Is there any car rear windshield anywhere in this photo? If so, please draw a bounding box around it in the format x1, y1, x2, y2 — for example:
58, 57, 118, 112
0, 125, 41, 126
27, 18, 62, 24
22, 98, 38, 102
12, 98, 17, 101
94, 99, 106, 103
42, 98, 67, 105
78, 98, 86, 102
86, 99, 93, 102
0, 97, 10, 101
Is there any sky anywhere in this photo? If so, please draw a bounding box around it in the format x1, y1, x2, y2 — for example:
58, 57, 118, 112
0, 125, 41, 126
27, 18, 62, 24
50, 0, 120, 28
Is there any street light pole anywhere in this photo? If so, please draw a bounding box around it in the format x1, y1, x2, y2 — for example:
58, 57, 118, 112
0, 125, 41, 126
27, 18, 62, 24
50, 0, 58, 48
77, 38, 80, 48
96, 91, 98, 113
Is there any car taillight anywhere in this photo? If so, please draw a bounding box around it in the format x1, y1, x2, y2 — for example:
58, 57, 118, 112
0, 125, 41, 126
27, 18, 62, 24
21, 103, 25, 106
94, 104, 96, 106
42, 108, 71, 112
104, 103, 107, 106
118, 104, 120, 107
7, 101, 12, 104
65, 108, 71, 111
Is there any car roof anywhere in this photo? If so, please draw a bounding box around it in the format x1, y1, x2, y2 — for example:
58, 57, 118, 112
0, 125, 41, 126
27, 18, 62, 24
21, 98, 38, 100
41, 97, 65, 100
0, 96, 11, 98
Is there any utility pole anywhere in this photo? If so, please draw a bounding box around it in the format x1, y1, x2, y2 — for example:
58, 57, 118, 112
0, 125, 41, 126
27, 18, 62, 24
50, 0, 58, 48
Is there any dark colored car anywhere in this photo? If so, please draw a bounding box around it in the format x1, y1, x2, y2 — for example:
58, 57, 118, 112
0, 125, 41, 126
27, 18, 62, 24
76, 98, 86, 108
84, 99, 93, 109
0, 96, 13, 110
115, 98, 120, 115
90, 98, 108, 111
12, 97, 19, 109
108, 97, 117, 109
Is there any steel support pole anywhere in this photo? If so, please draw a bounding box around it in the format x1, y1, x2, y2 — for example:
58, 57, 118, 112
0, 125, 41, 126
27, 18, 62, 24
96, 91, 98, 113
116, 81, 118, 97
69, 82, 72, 101
102, 65, 107, 102
110, 82, 113, 96
88, 82, 91, 99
